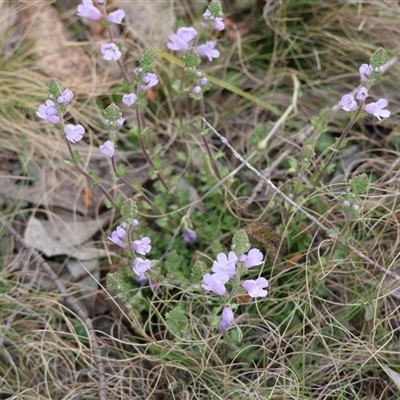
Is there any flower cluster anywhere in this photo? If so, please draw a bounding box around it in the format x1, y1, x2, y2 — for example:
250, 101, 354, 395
36, 84, 85, 144
109, 219, 153, 282
341, 50, 390, 121
76, 1, 126, 61
201, 248, 268, 330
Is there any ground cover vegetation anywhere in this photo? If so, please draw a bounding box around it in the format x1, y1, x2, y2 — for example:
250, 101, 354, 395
1, 0, 400, 399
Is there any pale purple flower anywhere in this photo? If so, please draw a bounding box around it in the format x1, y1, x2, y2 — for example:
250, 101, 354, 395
196, 41, 220, 61
122, 93, 137, 107
203, 10, 212, 20
219, 306, 234, 330
107, 9, 125, 24
116, 117, 125, 127
364, 99, 390, 120
211, 251, 237, 279
242, 277, 269, 298
133, 257, 151, 275
239, 248, 264, 269
167, 27, 198, 52
200, 77, 208, 86
176, 27, 198, 42
201, 272, 229, 296
212, 18, 225, 31
141, 73, 158, 91
135, 273, 148, 285
341, 94, 357, 112
108, 226, 128, 248
353, 204, 359, 211
359, 63, 372, 83
77, 0, 103, 21
36, 100, 60, 124
342, 200, 351, 207
100, 42, 121, 61
132, 219, 139, 227
192, 86, 201, 94
64, 124, 85, 143
356, 87, 368, 102
57, 89, 74, 106
99, 140, 115, 157
183, 228, 197, 244
133, 67, 143, 76
132, 237, 151, 255
97, 0, 104, 3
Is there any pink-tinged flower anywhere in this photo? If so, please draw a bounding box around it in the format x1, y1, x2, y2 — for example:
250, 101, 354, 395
64, 124, 85, 143
99, 140, 115, 157
122, 93, 137, 107
219, 306, 234, 330
341, 94, 357, 112
100, 42, 121, 61
107, 9, 125, 24
132, 237, 151, 255
108, 226, 128, 248
133, 257, 151, 275
359, 63, 372, 83
239, 248, 264, 269
196, 41, 220, 61
77, 0, 103, 21
200, 77, 208, 86
242, 277, 269, 298
212, 18, 225, 31
356, 87, 368, 102
57, 89, 74, 106
192, 86, 201, 94
211, 251, 237, 279
183, 228, 197, 244
141, 73, 158, 91
364, 99, 390, 120
201, 272, 229, 296
167, 27, 198, 52
36, 100, 60, 124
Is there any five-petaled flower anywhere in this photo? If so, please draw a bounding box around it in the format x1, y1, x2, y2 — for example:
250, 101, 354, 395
101, 42, 122, 61
202, 272, 229, 296
132, 237, 152, 255
109, 226, 128, 248
356, 87, 368, 102
196, 41, 220, 61
364, 99, 391, 120
99, 140, 115, 157
77, 0, 103, 21
57, 89, 74, 106
36, 100, 60, 124
107, 9, 125, 24
141, 73, 158, 91
167, 27, 198, 52
239, 248, 264, 269
64, 124, 85, 143
242, 277, 269, 298
133, 257, 151, 276
122, 93, 137, 107
359, 63, 372, 83
341, 94, 357, 112
211, 251, 238, 279
219, 306, 234, 330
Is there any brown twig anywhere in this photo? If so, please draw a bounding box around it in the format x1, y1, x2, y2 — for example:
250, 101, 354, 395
0, 215, 108, 400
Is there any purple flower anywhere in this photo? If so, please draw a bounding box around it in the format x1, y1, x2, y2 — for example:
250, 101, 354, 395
107, 9, 125, 24
64, 124, 85, 143
183, 228, 197, 244
99, 140, 115, 157
108, 226, 128, 248
219, 306, 234, 330
36, 100, 60, 124
122, 93, 137, 107
141, 73, 158, 91
200, 77, 208, 86
192, 86, 201, 94
342, 200, 351, 207
132, 237, 151, 255
201, 272, 229, 296
211, 251, 237, 279
239, 248, 264, 269
364, 99, 390, 120
135, 273, 148, 285
242, 277, 269, 298
133, 257, 151, 275
57, 89, 74, 106
100, 42, 121, 61
77, 0, 103, 21
341, 94, 357, 112
167, 27, 198, 52
356, 87, 368, 102
212, 18, 225, 31
203, 10, 212, 20
359, 63, 372, 82
116, 117, 125, 127
196, 41, 220, 61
